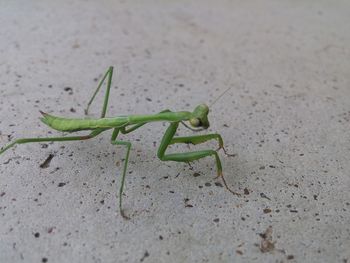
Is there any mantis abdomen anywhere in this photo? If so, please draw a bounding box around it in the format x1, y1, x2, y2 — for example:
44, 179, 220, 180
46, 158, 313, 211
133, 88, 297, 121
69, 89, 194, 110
40, 111, 191, 132
40, 111, 128, 132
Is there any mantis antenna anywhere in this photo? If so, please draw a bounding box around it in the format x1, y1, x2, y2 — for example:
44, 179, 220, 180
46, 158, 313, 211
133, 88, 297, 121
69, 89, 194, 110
209, 86, 232, 108
209, 72, 233, 107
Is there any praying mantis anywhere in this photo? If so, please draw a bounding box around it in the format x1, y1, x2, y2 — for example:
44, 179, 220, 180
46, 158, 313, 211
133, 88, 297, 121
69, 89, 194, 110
0, 66, 240, 219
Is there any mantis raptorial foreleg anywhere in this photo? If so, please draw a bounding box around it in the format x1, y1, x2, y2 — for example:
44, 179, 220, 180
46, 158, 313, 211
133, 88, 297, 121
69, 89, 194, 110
169, 133, 233, 155
172, 130, 235, 157
0, 129, 105, 156
85, 66, 114, 117
157, 122, 240, 196
170, 134, 223, 146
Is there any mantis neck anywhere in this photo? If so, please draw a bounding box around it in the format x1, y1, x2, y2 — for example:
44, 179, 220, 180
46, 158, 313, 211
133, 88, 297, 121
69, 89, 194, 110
128, 111, 191, 124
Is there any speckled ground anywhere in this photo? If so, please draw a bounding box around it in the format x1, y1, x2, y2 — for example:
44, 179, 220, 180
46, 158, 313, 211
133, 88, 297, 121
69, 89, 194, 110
0, 1, 349, 262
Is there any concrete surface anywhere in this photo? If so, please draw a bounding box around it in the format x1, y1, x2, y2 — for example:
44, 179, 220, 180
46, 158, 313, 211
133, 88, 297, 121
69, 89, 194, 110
0, 0, 349, 262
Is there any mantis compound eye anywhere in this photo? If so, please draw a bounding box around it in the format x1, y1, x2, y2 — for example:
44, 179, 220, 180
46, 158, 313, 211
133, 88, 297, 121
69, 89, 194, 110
189, 118, 201, 127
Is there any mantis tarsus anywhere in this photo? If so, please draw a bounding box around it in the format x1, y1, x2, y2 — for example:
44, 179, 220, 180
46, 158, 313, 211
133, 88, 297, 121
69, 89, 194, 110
0, 66, 240, 219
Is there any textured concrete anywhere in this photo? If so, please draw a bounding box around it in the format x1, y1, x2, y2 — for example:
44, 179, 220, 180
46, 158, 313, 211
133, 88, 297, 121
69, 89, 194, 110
0, 1, 350, 262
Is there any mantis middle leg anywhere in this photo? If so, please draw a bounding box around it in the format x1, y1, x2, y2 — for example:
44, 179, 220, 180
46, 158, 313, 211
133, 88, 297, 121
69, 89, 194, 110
111, 110, 171, 219
157, 122, 240, 196
110, 128, 132, 219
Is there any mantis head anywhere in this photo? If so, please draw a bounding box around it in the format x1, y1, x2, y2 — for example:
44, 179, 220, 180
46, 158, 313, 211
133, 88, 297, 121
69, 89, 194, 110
189, 104, 210, 129
183, 87, 231, 131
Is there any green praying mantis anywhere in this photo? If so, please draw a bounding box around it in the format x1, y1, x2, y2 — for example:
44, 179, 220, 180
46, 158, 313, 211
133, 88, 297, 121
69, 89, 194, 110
0, 66, 240, 219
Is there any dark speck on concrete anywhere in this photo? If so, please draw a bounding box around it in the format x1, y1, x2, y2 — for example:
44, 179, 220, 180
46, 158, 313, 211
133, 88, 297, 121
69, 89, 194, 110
260, 193, 271, 200
214, 182, 223, 187
39, 154, 54, 169
58, 182, 66, 187
140, 251, 149, 262
184, 198, 193, 208
263, 208, 272, 214
64, 87, 73, 95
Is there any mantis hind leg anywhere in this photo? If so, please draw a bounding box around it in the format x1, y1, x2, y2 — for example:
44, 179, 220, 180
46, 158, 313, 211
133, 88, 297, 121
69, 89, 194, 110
111, 128, 132, 219
85, 66, 114, 117
0, 129, 105, 156
157, 122, 240, 196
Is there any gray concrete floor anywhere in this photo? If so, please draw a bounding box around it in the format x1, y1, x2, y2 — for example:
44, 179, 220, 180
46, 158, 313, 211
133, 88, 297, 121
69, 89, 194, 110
1, 1, 350, 262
